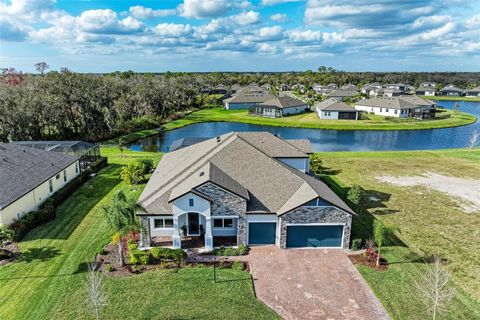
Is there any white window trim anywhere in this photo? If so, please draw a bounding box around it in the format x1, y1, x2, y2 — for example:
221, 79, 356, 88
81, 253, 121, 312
153, 217, 174, 229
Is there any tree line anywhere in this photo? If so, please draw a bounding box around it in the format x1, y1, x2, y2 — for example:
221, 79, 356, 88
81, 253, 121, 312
1, 66, 479, 142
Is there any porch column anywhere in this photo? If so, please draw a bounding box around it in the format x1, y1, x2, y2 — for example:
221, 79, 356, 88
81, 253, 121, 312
172, 217, 181, 249
204, 218, 213, 251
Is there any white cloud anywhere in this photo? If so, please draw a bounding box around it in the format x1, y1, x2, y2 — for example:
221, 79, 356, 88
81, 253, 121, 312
261, 0, 303, 6
77, 9, 144, 34
155, 23, 193, 37
288, 30, 322, 43
129, 6, 177, 19
0, 20, 29, 41
0, 0, 55, 20
257, 43, 277, 53
231, 11, 261, 25
270, 13, 289, 22
465, 14, 480, 28
397, 22, 456, 45
179, 0, 233, 19
258, 26, 282, 38
411, 15, 451, 30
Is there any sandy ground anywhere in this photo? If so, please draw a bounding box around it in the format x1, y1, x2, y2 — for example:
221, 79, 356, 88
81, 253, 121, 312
377, 172, 480, 213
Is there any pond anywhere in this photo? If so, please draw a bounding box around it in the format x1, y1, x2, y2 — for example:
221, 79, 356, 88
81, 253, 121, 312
129, 100, 480, 152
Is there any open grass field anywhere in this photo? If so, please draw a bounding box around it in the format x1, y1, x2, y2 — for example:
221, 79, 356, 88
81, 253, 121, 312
320, 149, 480, 319
0, 147, 277, 320
419, 95, 480, 102
162, 107, 476, 132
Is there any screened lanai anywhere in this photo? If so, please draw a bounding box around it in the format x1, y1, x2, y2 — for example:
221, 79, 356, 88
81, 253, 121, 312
12, 141, 100, 171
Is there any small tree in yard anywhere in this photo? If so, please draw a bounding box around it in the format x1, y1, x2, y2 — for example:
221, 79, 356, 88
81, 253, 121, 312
469, 129, 479, 150
415, 255, 455, 320
118, 137, 127, 158
103, 191, 144, 266
309, 153, 324, 176
85, 263, 107, 320
120, 158, 153, 185
373, 220, 396, 267
0, 224, 15, 246
347, 185, 364, 211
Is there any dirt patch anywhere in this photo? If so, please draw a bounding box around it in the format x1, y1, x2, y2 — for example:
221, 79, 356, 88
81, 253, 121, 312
377, 172, 480, 213
0, 243, 20, 266
349, 252, 388, 271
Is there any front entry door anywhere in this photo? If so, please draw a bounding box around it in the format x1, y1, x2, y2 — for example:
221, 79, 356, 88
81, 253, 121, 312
188, 212, 199, 235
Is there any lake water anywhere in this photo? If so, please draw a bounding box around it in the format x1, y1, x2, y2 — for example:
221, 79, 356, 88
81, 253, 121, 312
129, 100, 479, 152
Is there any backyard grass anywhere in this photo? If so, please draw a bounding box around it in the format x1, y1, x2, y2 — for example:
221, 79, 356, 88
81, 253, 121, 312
0, 147, 277, 320
162, 107, 476, 131
320, 148, 480, 319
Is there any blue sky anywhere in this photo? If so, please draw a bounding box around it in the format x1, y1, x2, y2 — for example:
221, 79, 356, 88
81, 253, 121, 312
1, 0, 479, 72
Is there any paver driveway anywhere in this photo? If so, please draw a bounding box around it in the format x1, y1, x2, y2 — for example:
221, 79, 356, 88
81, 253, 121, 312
246, 246, 390, 320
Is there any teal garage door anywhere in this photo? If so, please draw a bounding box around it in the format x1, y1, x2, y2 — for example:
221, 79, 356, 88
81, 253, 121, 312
248, 223, 276, 245
286, 225, 343, 248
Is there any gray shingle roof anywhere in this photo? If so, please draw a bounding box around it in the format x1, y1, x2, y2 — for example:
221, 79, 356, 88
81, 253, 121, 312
139, 132, 353, 216
315, 98, 358, 112
326, 89, 359, 98
0, 143, 79, 209
259, 96, 306, 109
224, 91, 274, 103
355, 96, 436, 109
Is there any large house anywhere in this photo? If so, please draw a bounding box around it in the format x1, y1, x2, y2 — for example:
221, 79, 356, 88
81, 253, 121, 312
439, 84, 463, 96
416, 82, 436, 96
314, 98, 360, 120
0, 143, 80, 225
355, 96, 436, 118
325, 89, 359, 101
249, 96, 308, 118
223, 89, 274, 110
137, 132, 354, 250
465, 86, 480, 98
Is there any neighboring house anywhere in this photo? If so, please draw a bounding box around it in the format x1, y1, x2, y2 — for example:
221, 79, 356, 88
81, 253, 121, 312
384, 83, 407, 92
327, 83, 338, 89
0, 143, 80, 225
231, 84, 243, 93
355, 96, 436, 118
416, 85, 436, 96
250, 96, 309, 118
279, 83, 290, 91
465, 86, 480, 97
326, 89, 359, 101
12, 140, 100, 171
137, 132, 354, 250
211, 84, 228, 95
314, 98, 360, 120
223, 90, 274, 110
261, 84, 272, 91
340, 84, 357, 90
291, 84, 305, 93
439, 84, 464, 96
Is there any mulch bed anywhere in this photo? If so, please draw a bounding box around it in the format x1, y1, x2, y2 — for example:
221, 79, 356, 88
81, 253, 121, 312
95, 243, 248, 277
0, 243, 20, 266
348, 252, 388, 271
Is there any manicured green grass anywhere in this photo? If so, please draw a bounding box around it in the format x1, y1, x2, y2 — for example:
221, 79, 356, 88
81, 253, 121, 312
0, 147, 276, 320
419, 95, 480, 102
162, 107, 476, 131
319, 149, 480, 319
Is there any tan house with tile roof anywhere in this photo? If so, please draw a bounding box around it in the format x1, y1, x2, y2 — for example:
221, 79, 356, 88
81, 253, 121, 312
137, 132, 354, 251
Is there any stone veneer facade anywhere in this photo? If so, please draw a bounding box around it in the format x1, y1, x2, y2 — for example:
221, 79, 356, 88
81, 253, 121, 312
278, 206, 352, 249
195, 182, 248, 245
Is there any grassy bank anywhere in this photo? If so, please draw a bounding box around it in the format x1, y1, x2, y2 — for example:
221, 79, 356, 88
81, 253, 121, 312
419, 95, 480, 102
0, 147, 276, 320
320, 149, 480, 319
162, 107, 476, 132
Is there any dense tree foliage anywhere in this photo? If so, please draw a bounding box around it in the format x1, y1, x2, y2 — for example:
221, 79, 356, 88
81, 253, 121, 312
1, 67, 478, 142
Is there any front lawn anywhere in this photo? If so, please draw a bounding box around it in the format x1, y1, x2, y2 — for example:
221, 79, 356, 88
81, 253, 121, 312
0, 147, 276, 320
162, 107, 476, 131
320, 149, 480, 319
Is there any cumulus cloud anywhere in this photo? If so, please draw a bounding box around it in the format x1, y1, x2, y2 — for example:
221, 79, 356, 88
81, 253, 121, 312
288, 30, 322, 43
270, 13, 289, 22
179, 0, 233, 19
129, 6, 177, 19
231, 11, 261, 25
77, 9, 144, 34
155, 23, 193, 37
0, 20, 29, 41
465, 14, 480, 28
411, 15, 451, 30
261, 0, 303, 6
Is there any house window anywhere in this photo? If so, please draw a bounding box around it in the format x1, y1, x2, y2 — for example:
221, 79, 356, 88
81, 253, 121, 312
63, 170, 67, 182
213, 218, 234, 228
75, 163, 79, 173
49, 179, 53, 193
304, 198, 331, 206
386, 108, 389, 112
56, 174, 60, 180
394, 110, 398, 115
380, 108, 383, 112
154, 218, 174, 229
189, 198, 194, 207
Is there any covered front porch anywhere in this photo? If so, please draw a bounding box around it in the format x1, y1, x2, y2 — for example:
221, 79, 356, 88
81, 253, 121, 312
142, 212, 239, 251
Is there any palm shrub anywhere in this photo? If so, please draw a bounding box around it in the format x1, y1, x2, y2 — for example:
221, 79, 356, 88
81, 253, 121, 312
373, 220, 397, 267
103, 190, 145, 266
120, 158, 154, 185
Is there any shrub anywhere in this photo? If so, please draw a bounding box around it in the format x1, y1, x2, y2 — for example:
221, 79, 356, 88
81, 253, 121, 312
150, 247, 161, 261
213, 245, 249, 256
127, 239, 138, 252
104, 264, 114, 272
139, 252, 151, 265
351, 239, 363, 251
0, 224, 15, 245
237, 244, 249, 255
120, 158, 153, 185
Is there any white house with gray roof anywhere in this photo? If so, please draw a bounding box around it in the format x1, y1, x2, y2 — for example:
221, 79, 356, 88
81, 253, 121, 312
137, 132, 354, 251
314, 98, 360, 120
355, 96, 436, 118
250, 96, 308, 118
0, 143, 80, 225
223, 89, 274, 110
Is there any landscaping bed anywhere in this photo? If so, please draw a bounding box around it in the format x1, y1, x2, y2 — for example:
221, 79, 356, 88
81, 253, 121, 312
348, 251, 388, 272
0, 243, 19, 266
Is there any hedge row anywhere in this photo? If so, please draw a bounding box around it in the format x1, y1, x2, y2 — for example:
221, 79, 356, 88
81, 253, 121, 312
9, 157, 108, 240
